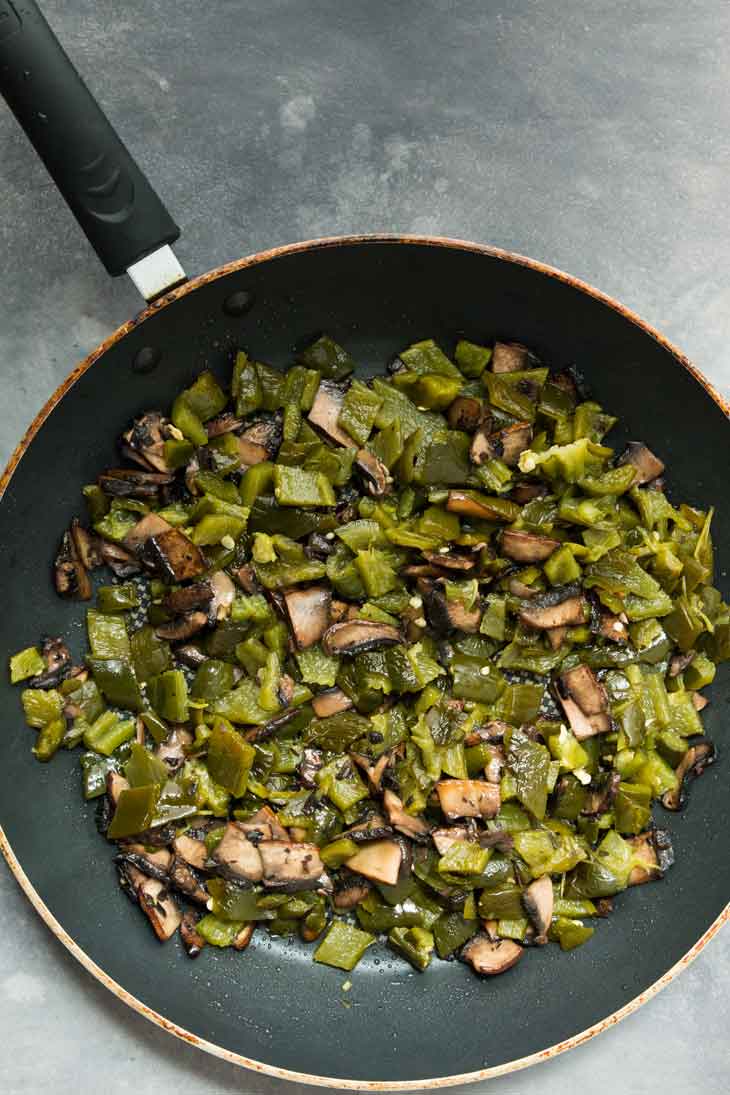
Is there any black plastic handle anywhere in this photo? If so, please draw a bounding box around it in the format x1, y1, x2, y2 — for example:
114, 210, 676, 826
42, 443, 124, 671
0, 0, 179, 276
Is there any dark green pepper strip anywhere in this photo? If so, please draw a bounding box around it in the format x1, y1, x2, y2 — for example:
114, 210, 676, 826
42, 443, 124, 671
232, 352, 264, 417
171, 393, 207, 446
87, 658, 144, 711
96, 584, 140, 613
32, 717, 66, 762
147, 669, 189, 722
191, 659, 236, 701
298, 334, 355, 380
124, 741, 169, 787
83, 710, 136, 756
80, 752, 118, 799
388, 925, 435, 970
433, 912, 478, 959
207, 718, 255, 796
130, 626, 172, 683
196, 914, 248, 947
239, 461, 275, 507
455, 339, 492, 377
338, 380, 383, 445
184, 370, 228, 421
313, 920, 374, 970
87, 611, 131, 659
107, 784, 161, 839
550, 917, 595, 950
140, 710, 169, 745
9, 646, 45, 683
207, 878, 274, 922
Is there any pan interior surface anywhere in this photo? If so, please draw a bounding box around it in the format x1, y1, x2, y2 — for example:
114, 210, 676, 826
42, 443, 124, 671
1, 238, 728, 1086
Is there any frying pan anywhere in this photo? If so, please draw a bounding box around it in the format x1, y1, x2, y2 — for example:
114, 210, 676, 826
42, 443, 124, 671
0, 2, 728, 1088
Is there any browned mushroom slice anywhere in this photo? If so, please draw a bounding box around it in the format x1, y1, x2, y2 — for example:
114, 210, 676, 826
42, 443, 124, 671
283, 586, 332, 649
447, 395, 483, 431
173, 832, 209, 871
598, 611, 629, 643
617, 442, 665, 486
180, 910, 206, 958
519, 584, 588, 630
462, 934, 523, 975
431, 826, 472, 854
661, 739, 716, 810
156, 727, 193, 773
308, 380, 354, 446
98, 468, 173, 499
155, 611, 209, 642
491, 341, 529, 373
356, 448, 390, 496
345, 839, 403, 886
54, 529, 92, 600
501, 529, 560, 563
106, 770, 129, 808
146, 528, 207, 582
163, 582, 214, 615
168, 856, 209, 904
382, 789, 431, 840
511, 481, 547, 504
121, 412, 171, 472
322, 619, 401, 656
560, 664, 608, 715
463, 719, 511, 746
258, 841, 326, 890
311, 687, 353, 718
116, 843, 173, 881
581, 772, 621, 815
558, 695, 611, 741
341, 814, 393, 844
232, 923, 256, 951
209, 571, 236, 622
70, 519, 104, 570
175, 644, 208, 669
546, 626, 568, 651
206, 412, 244, 438
29, 636, 74, 689
472, 422, 532, 468
230, 562, 259, 593
424, 587, 481, 634
123, 512, 173, 554
668, 650, 695, 677
126, 866, 182, 942
239, 805, 289, 842
484, 744, 505, 784
522, 875, 553, 943
238, 417, 283, 466
509, 578, 538, 599
436, 779, 500, 820
99, 539, 141, 577
212, 822, 264, 882
333, 872, 372, 910
627, 829, 674, 885
445, 491, 513, 521
691, 692, 709, 711
421, 549, 478, 573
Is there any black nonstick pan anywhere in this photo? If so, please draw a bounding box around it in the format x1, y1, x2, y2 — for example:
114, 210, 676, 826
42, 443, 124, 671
1, 2, 728, 1088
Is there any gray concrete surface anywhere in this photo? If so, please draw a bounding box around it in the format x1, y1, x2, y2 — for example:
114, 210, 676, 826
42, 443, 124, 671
1, 0, 729, 1091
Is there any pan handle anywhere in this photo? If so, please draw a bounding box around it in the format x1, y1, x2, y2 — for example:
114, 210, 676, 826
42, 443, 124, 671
0, 0, 181, 281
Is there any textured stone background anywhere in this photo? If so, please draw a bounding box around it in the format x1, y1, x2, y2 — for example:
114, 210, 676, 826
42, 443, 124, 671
1, 1, 729, 1091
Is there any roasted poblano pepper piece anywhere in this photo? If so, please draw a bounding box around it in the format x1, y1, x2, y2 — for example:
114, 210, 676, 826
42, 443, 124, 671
147, 670, 189, 722
314, 920, 374, 970
87, 659, 143, 711
206, 719, 255, 796
9, 646, 46, 683
107, 784, 160, 839
96, 584, 140, 613
388, 925, 435, 970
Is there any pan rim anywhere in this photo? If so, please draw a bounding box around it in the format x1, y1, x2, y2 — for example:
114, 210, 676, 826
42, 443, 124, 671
1, 232, 728, 1089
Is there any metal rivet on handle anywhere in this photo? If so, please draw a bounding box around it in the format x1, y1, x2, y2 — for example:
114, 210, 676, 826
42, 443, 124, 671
223, 289, 254, 317
132, 346, 161, 374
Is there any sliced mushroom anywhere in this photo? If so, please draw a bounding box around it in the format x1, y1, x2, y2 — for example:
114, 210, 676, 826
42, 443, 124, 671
522, 875, 553, 943
341, 815, 393, 844
209, 571, 236, 622
29, 636, 73, 689
322, 619, 401, 656
125, 866, 182, 942
258, 841, 326, 891
511, 482, 547, 504
123, 512, 173, 554
484, 744, 505, 784
501, 529, 560, 563
308, 380, 354, 446
446, 490, 514, 521
424, 587, 481, 634
173, 832, 209, 871
462, 934, 523, 975
206, 412, 244, 438
472, 421, 532, 468
627, 829, 674, 885
333, 872, 372, 910
431, 826, 472, 854
349, 750, 391, 794
447, 395, 483, 431
559, 664, 609, 716
175, 644, 208, 669
99, 539, 141, 577
581, 772, 621, 815
284, 586, 332, 649
298, 746, 324, 788
212, 822, 264, 882
230, 562, 259, 593
168, 856, 209, 904
180, 910, 206, 958
617, 442, 665, 486
156, 727, 193, 773
155, 611, 209, 642
345, 839, 403, 886
121, 412, 171, 472
238, 416, 283, 466
311, 687, 353, 718
463, 719, 511, 746
383, 789, 431, 841
421, 548, 478, 573
106, 770, 129, 809
145, 528, 207, 582
598, 611, 629, 644
691, 692, 709, 712
54, 529, 91, 600
436, 779, 500, 820
239, 805, 290, 842
232, 923, 256, 951
558, 695, 611, 740
98, 468, 173, 499
661, 739, 716, 810
546, 626, 568, 651
519, 583, 588, 630
115, 844, 173, 882
356, 448, 390, 497
163, 582, 214, 615
70, 519, 104, 570
491, 341, 529, 373
669, 650, 695, 677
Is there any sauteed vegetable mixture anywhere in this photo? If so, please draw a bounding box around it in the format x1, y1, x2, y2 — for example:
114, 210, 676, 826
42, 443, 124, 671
9, 335, 725, 975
